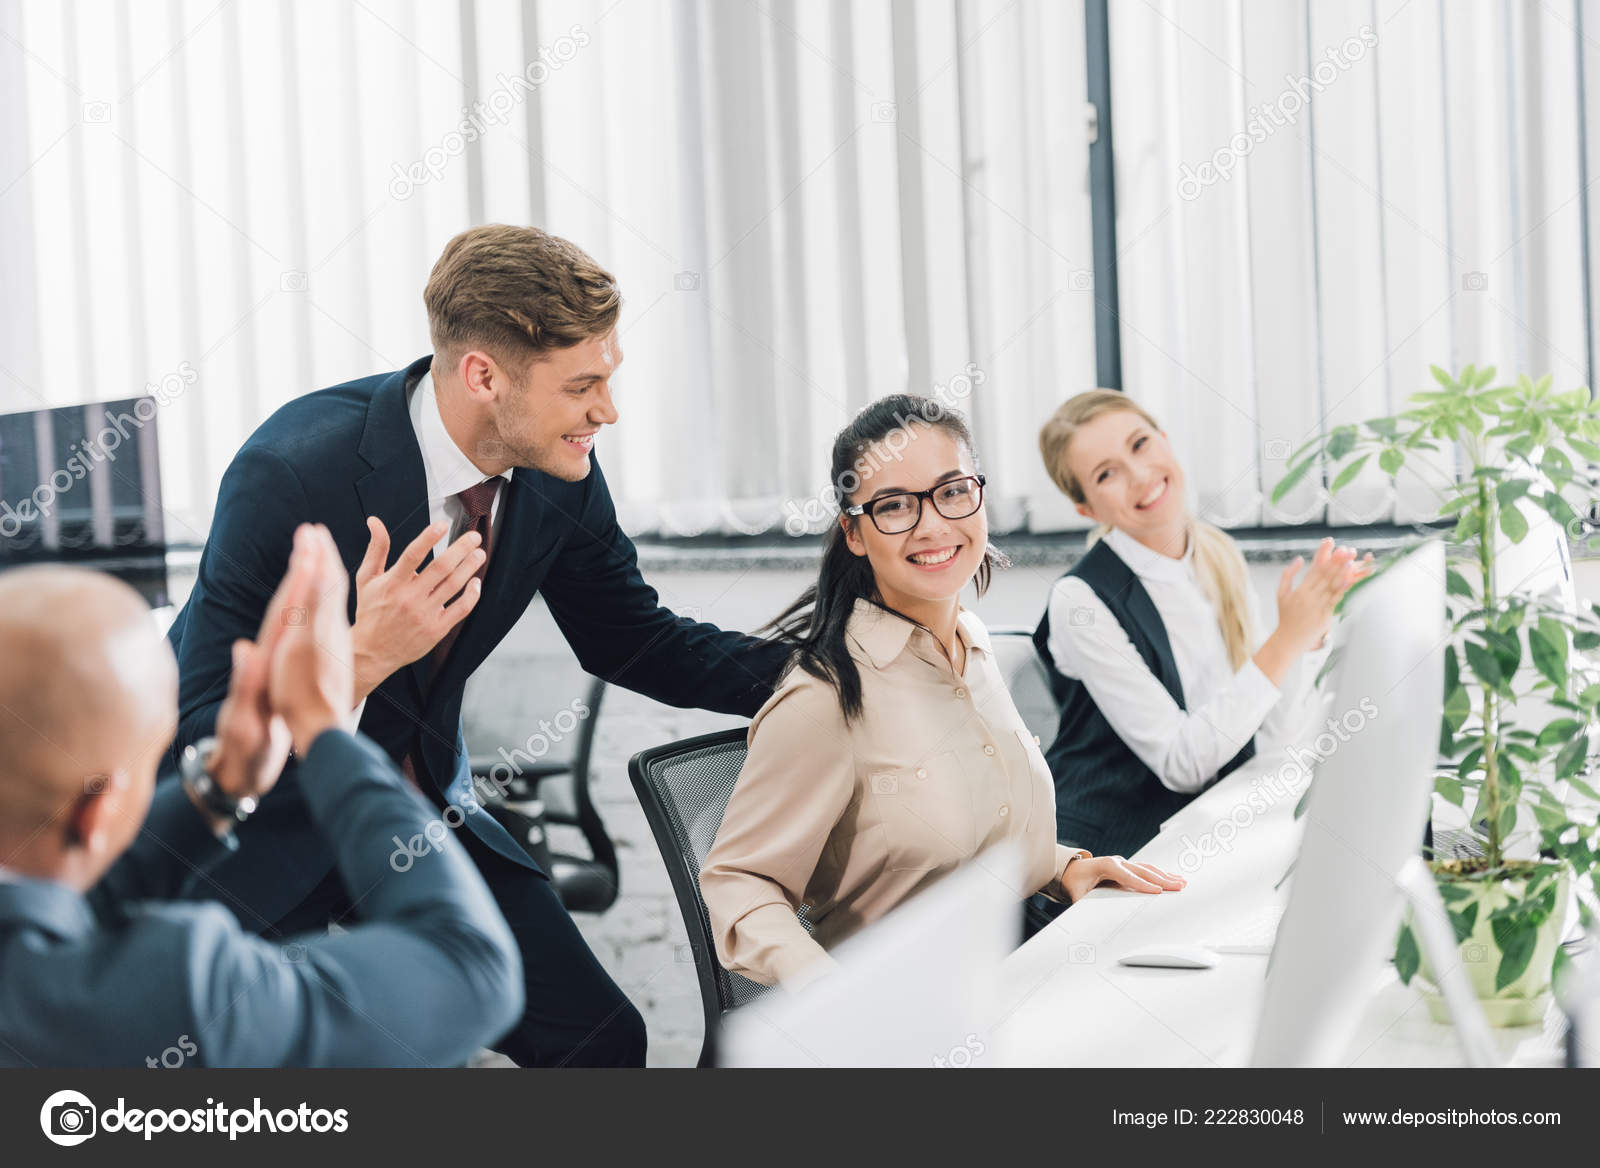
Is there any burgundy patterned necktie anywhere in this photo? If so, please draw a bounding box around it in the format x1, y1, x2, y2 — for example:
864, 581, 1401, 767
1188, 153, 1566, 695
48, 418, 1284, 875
403, 478, 501, 792
426, 478, 501, 680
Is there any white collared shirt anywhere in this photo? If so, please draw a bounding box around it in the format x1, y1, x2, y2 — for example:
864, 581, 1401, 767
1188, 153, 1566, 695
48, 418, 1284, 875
408, 368, 513, 552
1045, 526, 1319, 794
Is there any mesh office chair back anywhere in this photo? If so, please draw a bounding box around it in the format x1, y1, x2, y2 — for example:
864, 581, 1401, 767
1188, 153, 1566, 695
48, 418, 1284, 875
629, 728, 812, 1066
988, 627, 1061, 747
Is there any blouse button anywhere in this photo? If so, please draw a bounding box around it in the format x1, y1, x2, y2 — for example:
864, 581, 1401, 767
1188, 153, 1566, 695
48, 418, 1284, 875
983, 744, 996, 757
1032, 735, 1041, 746
915, 767, 928, 779
999, 804, 1010, 817
954, 687, 967, 698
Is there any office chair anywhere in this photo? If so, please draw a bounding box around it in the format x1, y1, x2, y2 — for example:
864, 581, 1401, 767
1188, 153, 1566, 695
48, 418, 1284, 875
629, 728, 813, 1067
465, 672, 619, 913
988, 626, 1062, 748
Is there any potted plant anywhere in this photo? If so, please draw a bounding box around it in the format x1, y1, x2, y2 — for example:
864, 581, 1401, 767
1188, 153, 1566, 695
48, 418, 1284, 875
1272, 365, 1600, 1026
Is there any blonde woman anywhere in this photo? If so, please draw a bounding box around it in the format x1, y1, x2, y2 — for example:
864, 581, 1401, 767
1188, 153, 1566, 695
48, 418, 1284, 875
1033, 390, 1371, 861
700, 395, 1186, 991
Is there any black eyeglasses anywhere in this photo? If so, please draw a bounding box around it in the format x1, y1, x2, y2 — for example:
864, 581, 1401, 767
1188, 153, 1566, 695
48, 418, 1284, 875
845, 475, 986, 534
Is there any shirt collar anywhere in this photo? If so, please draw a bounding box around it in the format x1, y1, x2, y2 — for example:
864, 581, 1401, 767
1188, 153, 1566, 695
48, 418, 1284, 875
0, 875, 94, 941
846, 597, 988, 669
1104, 523, 1194, 583
409, 368, 514, 504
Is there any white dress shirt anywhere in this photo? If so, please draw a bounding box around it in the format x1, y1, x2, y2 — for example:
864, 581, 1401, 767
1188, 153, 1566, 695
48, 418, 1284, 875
408, 369, 513, 548
1046, 526, 1320, 795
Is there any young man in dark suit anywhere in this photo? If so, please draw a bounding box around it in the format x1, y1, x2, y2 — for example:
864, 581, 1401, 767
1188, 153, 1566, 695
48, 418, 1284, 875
167, 224, 791, 1066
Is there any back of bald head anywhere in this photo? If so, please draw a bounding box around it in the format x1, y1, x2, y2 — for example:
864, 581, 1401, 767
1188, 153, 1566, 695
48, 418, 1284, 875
0, 566, 177, 831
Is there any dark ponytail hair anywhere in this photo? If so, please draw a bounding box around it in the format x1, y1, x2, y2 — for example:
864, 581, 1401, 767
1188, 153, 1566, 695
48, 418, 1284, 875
766, 394, 1007, 722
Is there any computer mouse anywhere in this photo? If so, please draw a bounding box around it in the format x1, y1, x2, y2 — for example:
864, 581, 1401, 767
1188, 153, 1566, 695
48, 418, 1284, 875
1117, 945, 1220, 970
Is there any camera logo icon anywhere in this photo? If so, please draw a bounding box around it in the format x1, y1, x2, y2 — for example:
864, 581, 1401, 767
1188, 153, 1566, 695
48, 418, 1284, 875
673, 270, 700, 292
1068, 607, 1095, 627
279, 270, 308, 292
40, 1089, 97, 1146
82, 100, 111, 123
1068, 269, 1094, 291
1264, 439, 1291, 460
1462, 271, 1487, 292
871, 101, 896, 122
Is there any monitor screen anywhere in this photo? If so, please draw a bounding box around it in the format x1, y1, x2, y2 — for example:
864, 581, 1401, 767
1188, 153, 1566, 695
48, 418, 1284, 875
0, 397, 169, 607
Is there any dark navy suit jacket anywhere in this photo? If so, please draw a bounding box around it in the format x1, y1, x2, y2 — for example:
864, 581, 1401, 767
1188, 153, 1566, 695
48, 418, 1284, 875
167, 356, 789, 925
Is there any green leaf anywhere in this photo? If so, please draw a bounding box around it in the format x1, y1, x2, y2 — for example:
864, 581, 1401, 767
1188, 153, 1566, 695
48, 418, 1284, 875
1554, 735, 1589, 780
1484, 627, 1522, 678
1270, 455, 1318, 504
1449, 901, 1480, 944
1490, 916, 1538, 992
1536, 718, 1584, 748
1330, 453, 1371, 493
1499, 503, 1529, 544
1327, 425, 1360, 461
1395, 924, 1420, 985
1464, 639, 1503, 687
1429, 364, 1455, 390
1569, 436, 1600, 463
1378, 447, 1404, 475
1496, 479, 1532, 507
1529, 619, 1569, 690
1576, 632, 1600, 651
1435, 775, 1466, 807
1445, 568, 1475, 599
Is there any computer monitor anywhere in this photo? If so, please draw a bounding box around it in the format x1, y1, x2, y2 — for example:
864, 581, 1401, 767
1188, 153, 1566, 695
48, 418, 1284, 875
0, 397, 169, 606
1250, 540, 1447, 1066
717, 843, 1021, 1068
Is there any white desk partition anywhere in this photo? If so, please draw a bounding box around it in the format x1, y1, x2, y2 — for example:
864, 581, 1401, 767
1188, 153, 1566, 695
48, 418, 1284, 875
992, 745, 1570, 1068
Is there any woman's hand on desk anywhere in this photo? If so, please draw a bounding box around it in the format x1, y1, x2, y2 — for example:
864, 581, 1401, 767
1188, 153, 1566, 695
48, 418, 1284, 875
1254, 539, 1374, 684
1063, 856, 1187, 902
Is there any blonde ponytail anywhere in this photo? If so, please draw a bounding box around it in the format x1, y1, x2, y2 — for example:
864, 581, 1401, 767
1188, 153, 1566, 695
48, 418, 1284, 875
1189, 519, 1252, 670
1039, 390, 1254, 670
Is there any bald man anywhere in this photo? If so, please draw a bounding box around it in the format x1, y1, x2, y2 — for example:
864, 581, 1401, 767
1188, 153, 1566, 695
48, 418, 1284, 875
0, 525, 522, 1067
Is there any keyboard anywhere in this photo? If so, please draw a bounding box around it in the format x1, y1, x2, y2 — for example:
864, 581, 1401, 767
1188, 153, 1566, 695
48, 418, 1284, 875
1209, 905, 1285, 955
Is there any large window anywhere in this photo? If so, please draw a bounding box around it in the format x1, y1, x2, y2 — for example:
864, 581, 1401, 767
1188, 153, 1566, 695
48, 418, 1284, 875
1, 0, 1595, 543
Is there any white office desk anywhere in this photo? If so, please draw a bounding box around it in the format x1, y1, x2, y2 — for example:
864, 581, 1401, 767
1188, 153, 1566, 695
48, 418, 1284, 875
993, 748, 1568, 1067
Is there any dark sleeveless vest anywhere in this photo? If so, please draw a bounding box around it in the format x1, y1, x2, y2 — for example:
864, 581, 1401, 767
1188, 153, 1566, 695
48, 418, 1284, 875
1033, 539, 1256, 857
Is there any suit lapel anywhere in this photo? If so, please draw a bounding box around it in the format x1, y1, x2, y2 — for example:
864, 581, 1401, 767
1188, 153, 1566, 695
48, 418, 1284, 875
354, 356, 435, 703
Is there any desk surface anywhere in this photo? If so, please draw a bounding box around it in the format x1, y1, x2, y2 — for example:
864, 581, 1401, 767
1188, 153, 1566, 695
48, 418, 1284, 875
994, 748, 1570, 1067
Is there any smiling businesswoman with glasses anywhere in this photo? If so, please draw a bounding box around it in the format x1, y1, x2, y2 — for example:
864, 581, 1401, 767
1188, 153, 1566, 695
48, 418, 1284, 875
699, 395, 1186, 990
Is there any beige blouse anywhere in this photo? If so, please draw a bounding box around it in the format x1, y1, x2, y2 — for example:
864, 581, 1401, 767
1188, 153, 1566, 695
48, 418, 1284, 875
700, 598, 1086, 989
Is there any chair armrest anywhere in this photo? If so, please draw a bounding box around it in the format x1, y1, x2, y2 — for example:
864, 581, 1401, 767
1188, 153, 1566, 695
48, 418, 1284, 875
468, 757, 573, 802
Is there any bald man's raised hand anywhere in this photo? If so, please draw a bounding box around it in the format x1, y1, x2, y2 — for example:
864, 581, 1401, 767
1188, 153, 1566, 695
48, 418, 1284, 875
268, 524, 356, 755
205, 528, 325, 808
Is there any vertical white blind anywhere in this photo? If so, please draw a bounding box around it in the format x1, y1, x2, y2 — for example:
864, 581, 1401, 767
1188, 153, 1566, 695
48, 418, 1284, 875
5, 0, 1596, 543
1110, 0, 1597, 531
0, 0, 1098, 542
